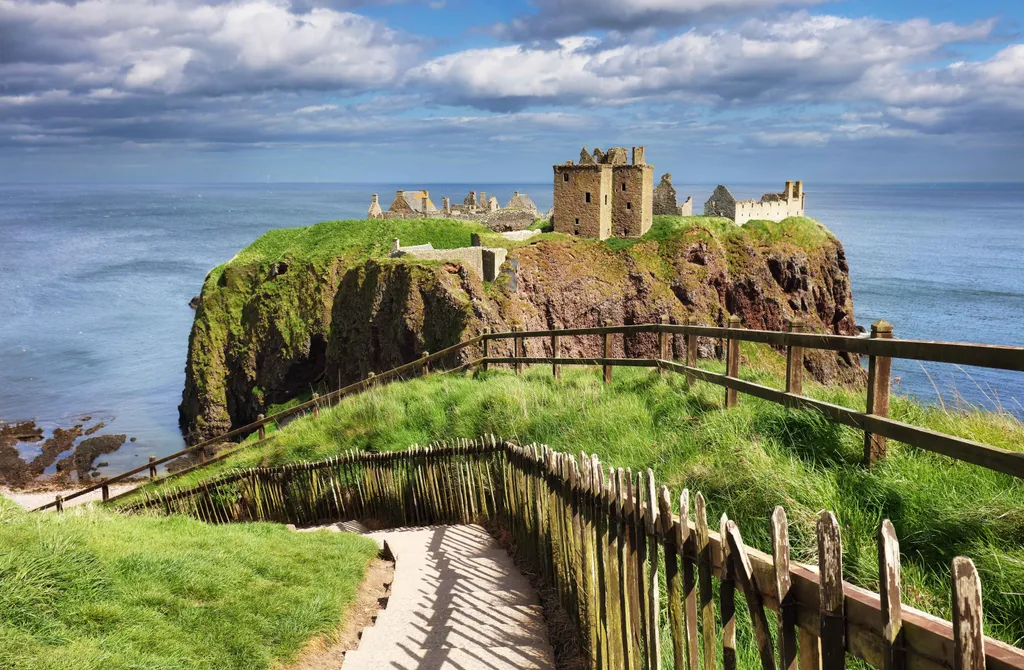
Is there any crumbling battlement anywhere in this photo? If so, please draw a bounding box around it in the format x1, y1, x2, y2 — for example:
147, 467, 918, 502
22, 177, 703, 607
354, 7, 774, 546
553, 145, 652, 240
704, 181, 805, 224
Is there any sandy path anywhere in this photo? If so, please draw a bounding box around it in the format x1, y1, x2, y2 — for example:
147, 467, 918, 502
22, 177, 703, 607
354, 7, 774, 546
1, 484, 137, 511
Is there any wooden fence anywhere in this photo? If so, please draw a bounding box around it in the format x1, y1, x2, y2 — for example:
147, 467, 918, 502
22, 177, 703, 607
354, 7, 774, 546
481, 318, 1024, 479
124, 437, 1024, 670
37, 318, 1024, 512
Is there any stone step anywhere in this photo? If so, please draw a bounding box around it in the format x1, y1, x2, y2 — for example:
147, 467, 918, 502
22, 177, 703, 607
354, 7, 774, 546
342, 644, 556, 670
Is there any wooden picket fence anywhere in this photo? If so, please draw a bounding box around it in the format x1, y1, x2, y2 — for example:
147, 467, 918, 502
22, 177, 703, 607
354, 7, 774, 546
123, 437, 1024, 670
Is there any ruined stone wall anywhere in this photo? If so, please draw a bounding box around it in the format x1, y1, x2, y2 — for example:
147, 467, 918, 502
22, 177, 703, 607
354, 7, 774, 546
734, 194, 805, 225
612, 164, 653, 237
553, 164, 612, 240
653, 174, 677, 215
704, 185, 736, 220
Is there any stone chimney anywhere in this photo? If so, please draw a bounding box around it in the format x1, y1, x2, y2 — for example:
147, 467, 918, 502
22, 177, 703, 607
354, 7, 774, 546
513, 190, 519, 197
442, 196, 450, 213
480, 191, 487, 210
632, 146, 646, 165
794, 181, 803, 199
785, 181, 793, 199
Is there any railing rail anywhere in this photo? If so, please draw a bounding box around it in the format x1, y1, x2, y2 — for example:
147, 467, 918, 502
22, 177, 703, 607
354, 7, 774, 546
123, 437, 1024, 670
32, 335, 483, 511
34, 318, 1024, 511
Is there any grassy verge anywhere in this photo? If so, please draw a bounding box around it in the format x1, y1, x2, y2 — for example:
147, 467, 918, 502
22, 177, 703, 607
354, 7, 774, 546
0, 497, 379, 670
143, 344, 1024, 649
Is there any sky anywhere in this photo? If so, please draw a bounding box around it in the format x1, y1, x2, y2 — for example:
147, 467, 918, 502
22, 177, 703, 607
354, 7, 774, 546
1, 0, 1022, 183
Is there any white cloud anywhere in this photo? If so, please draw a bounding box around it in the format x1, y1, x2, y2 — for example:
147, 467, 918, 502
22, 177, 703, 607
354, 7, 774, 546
414, 14, 997, 111
0, 0, 421, 97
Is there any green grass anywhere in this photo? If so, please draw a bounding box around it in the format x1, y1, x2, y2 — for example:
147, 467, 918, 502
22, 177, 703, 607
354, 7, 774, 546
0, 496, 379, 670
147, 344, 1024, 649
603, 215, 834, 253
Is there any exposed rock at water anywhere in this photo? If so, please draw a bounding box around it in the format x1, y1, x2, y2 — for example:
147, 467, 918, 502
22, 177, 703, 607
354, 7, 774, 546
179, 216, 861, 444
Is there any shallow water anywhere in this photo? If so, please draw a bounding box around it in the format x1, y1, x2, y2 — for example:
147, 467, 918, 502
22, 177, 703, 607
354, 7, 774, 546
1, 182, 1021, 474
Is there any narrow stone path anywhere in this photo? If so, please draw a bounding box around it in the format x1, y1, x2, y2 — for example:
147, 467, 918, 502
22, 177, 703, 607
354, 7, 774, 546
343, 525, 556, 670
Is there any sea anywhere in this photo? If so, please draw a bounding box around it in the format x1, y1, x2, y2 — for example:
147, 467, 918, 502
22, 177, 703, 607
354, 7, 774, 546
1, 182, 1022, 473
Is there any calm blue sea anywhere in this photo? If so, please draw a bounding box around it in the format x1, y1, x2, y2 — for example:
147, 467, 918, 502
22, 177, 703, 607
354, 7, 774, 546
1, 182, 1022, 472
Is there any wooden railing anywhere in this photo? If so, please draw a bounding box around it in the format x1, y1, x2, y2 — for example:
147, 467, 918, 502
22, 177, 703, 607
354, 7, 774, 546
479, 317, 1024, 479
121, 437, 1024, 670
31, 336, 483, 512
35, 317, 1024, 512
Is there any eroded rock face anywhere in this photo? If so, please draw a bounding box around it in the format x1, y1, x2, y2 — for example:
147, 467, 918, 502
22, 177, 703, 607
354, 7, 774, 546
179, 220, 861, 444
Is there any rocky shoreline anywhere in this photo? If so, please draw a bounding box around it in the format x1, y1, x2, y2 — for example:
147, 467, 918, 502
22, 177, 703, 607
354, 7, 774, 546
0, 418, 135, 489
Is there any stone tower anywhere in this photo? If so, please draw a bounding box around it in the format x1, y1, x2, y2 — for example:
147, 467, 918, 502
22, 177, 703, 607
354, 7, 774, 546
552, 145, 653, 240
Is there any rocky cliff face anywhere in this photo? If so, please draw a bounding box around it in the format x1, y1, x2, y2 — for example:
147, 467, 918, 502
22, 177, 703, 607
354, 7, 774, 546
179, 216, 860, 444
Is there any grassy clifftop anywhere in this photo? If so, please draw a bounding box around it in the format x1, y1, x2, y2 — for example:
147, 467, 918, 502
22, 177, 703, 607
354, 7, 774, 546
181, 214, 857, 444
0, 496, 378, 669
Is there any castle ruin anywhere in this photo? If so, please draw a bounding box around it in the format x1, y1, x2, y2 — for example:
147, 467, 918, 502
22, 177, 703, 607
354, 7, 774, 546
704, 181, 805, 224
552, 146, 653, 240
653, 173, 693, 216
368, 188, 537, 232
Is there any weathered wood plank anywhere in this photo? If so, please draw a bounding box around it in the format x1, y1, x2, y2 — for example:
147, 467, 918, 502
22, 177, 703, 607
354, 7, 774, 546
818, 511, 845, 670
952, 557, 985, 670
879, 519, 905, 670
726, 520, 777, 670
694, 492, 717, 670
772, 506, 799, 670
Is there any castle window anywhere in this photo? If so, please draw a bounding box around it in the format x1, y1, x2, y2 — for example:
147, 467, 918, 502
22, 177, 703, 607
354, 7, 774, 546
604, 194, 608, 204
626, 202, 632, 210
621, 183, 626, 191
585, 192, 591, 203
563, 173, 569, 182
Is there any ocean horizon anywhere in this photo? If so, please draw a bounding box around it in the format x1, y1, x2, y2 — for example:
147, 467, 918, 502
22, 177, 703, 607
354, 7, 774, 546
2, 181, 1022, 475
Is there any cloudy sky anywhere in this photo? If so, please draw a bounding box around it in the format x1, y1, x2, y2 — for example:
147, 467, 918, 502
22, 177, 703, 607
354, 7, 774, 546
2, 0, 1022, 182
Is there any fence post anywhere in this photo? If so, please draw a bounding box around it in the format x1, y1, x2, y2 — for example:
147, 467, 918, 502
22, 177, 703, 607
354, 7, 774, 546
513, 326, 522, 375
686, 316, 698, 388
952, 557, 985, 670
659, 314, 669, 374
55, 494, 64, 513
257, 414, 266, 441
864, 320, 894, 467
879, 519, 905, 670
482, 328, 490, 372
818, 511, 845, 670
148, 455, 157, 479
312, 392, 320, 418
422, 351, 430, 376
725, 315, 742, 408
785, 318, 806, 397
551, 332, 561, 380
101, 477, 110, 502
603, 325, 613, 385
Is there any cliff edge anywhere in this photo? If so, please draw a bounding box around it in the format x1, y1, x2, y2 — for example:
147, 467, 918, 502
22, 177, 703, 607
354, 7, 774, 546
179, 215, 860, 444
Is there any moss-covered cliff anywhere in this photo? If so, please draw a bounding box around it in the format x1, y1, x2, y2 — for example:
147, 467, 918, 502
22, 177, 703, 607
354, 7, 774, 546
180, 215, 860, 444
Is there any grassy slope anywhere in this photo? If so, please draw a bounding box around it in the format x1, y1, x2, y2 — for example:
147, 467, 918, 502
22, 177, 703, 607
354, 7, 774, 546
152, 345, 1023, 650
0, 497, 379, 670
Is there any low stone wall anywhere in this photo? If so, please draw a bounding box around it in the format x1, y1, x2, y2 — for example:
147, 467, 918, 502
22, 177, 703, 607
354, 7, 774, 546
400, 247, 508, 281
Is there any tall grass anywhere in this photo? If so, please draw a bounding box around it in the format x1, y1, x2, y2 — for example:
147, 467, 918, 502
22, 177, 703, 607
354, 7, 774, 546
154, 344, 1024, 646
0, 497, 379, 669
